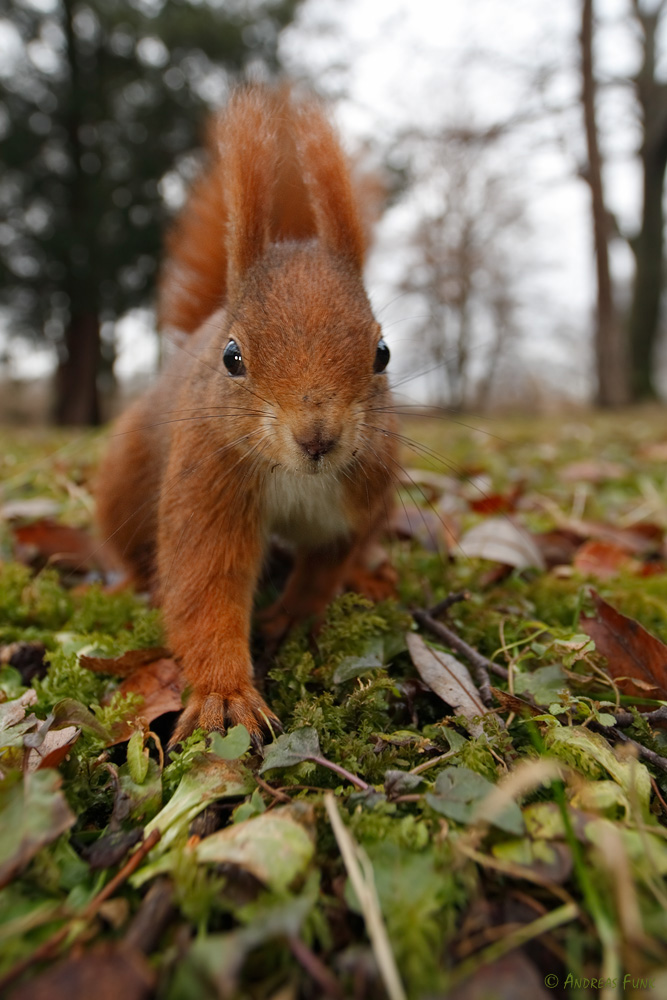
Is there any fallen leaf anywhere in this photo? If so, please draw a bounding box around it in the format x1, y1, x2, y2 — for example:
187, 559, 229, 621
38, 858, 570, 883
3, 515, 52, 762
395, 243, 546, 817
10, 943, 154, 1000
1, 497, 61, 520
446, 952, 552, 1000
0, 769, 75, 889
638, 441, 667, 462
532, 528, 582, 568
491, 687, 542, 716
580, 590, 667, 699
196, 805, 315, 892
11, 518, 98, 569
457, 518, 546, 570
82, 828, 144, 870
573, 539, 640, 580
540, 509, 663, 556
469, 484, 523, 515
25, 725, 80, 772
107, 658, 186, 742
80, 647, 172, 676
406, 633, 486, 736
561, 459, 626, 482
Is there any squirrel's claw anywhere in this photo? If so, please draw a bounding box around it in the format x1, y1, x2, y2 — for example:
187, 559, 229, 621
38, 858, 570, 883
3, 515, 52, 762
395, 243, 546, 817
168, 687, 282, 751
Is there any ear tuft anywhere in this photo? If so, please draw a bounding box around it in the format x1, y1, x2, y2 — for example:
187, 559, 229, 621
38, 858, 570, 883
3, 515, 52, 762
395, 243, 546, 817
216, 87, 281, 299
292, 98, 367, 272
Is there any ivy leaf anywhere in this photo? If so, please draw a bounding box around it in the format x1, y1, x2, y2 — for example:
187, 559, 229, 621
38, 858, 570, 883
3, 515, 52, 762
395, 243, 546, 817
333, 651, 384, 684
209, 725, 251, 761
426, 766, 524, 834
384, 769, 422, 798
259, 727, 321, 774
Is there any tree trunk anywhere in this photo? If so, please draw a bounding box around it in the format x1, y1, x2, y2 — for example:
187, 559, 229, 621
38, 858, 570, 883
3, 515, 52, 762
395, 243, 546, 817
580, 0, 630, 407
628, 146, 667, 399
55, 312, 101, 425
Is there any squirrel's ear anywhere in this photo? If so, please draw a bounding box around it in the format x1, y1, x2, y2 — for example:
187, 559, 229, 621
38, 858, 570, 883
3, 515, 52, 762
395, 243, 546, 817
293, 100, 366, 272
217, 88, 278, 299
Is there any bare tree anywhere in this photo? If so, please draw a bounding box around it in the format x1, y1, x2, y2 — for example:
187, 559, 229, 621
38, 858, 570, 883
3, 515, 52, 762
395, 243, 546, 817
398, 133, 526, 410
580, 0, 630, 406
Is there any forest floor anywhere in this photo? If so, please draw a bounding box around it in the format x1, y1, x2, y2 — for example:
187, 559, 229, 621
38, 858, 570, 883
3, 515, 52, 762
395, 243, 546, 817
1, 407, 667, 1000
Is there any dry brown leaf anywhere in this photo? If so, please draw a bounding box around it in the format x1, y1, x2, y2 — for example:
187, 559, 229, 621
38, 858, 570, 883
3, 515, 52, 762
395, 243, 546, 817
406, 632, 486, 736
532, 529, 581, 568
561, 459, 626, 483
25, 726, 80, 772
573, 539, 640, 580
469, 485, 523, 515
80, 647, 172, 677
580, 590, 667, 699
447, 953, 552, 1000
10, 944, 154, 1000
12, 518, 98, 569
107, 657, 185, 743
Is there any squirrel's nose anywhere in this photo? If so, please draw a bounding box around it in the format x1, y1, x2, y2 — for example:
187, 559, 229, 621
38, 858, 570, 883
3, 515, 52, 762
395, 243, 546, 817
295, 433, 337, 461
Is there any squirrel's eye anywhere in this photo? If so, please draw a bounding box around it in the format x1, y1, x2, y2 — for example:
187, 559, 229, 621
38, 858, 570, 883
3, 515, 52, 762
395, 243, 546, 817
223, 339, 245, 377
373, 338, 390, 374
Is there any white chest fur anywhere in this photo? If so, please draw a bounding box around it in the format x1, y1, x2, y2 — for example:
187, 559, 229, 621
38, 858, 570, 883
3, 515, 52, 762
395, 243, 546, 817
263, 467, 351, 548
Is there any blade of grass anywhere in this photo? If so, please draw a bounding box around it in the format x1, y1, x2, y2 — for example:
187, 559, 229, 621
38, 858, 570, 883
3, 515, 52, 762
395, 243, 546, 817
324, 793, 406, 1000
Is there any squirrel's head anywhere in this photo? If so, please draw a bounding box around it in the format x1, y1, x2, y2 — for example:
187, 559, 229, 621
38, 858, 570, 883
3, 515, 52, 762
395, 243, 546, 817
214, 243, 390, 476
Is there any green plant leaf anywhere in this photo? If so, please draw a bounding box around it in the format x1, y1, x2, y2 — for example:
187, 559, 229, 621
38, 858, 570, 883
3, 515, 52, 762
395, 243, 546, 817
259, 726, 321, 773
209, 724, 251, 761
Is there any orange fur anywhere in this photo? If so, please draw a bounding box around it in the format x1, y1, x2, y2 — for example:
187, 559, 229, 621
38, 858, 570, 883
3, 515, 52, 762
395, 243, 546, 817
97, 85, 397, 744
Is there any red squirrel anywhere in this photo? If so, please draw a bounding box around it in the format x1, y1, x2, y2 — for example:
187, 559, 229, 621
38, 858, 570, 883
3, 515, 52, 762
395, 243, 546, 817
96, 85, 397, 745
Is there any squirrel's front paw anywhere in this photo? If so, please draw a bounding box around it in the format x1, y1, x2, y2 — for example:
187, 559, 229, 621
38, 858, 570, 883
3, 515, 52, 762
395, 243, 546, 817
169, 686, 282, 750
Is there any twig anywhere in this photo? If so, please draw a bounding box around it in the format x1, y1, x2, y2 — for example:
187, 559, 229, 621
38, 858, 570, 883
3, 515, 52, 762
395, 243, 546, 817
413, 608, 506, 706
254, 773, 292, 803
612, 706, 667, 729
610, 728, 667, 774
324, 793, 407, 1000
310, 755, 369, 791
288, 935, 343, 999
124, 876, 174, 953
446, 902, 579, 992
0, 828, 161, 993
409, 749, 459, 775
651, 776, 667, 817
428, 591, 470, 618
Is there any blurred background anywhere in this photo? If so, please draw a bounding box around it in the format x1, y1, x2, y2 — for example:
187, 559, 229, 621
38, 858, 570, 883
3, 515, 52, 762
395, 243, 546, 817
0, 0, 665, 424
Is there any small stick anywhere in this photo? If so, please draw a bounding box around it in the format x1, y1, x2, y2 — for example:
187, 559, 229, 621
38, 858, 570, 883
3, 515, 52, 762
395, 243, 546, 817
413, 608, 507, 706
254, 773, 292, 803
428, 591, 470, 619
610, 728, 667, 774
288, 935, 344, 999
612, 705, 667, 729
0, 828, 161, 993
310, 755, 370, 791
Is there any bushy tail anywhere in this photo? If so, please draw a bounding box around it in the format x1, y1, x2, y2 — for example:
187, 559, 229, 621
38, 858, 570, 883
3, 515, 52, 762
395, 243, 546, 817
158, 85, 370, 335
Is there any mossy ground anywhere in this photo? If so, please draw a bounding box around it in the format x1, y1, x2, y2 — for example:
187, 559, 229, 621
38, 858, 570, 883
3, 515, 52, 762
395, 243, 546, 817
1, 409, 667, 999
